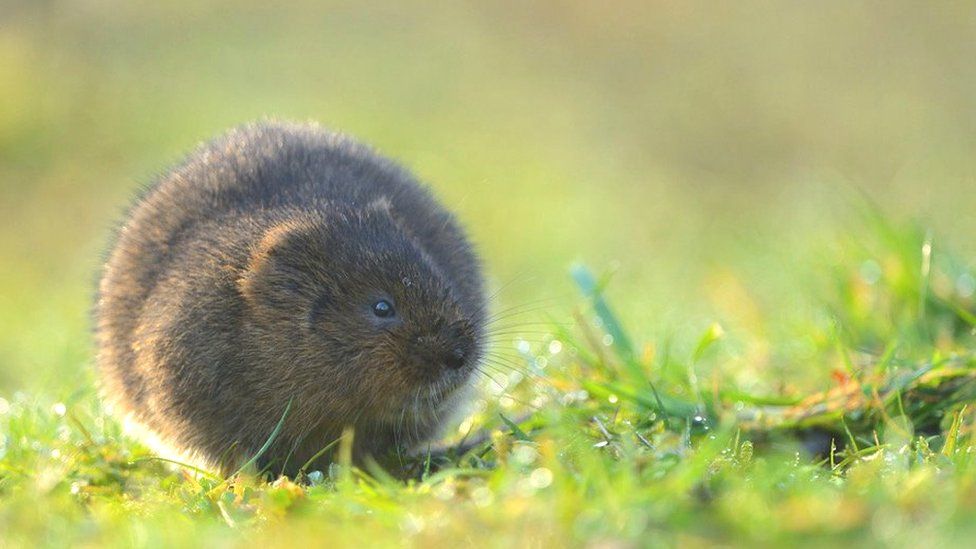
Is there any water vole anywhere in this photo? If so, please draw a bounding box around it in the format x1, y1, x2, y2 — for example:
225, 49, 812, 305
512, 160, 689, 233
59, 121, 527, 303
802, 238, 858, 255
95, 121, 486, 475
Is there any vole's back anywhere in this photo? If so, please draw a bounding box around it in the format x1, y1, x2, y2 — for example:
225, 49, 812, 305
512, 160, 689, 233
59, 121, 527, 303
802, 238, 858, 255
95, 121, 484, 471
104, 121, 476, 310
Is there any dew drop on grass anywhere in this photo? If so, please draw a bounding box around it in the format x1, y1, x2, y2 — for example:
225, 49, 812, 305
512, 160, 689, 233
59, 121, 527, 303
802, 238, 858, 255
529, 467, 553, 489
327, 463, 343, 481
306, 470, 325, 485
470, 486, 493, 507
859, 259, 882, 285
512, 444, 538, 465
433, 481, 456, 500
738, 441, 754, 463
957, 273, 976, 298
602, 334, 614, 346
548, 340, 563, 354
52, 403, 66, 416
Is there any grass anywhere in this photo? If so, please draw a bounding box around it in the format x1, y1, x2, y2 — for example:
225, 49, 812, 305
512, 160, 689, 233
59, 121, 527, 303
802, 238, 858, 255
2, 210, 976, 547
4, 2, 976, 546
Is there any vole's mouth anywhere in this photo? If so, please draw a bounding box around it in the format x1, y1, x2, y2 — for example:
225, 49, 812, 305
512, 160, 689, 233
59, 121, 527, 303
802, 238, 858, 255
367, 375, 468, 424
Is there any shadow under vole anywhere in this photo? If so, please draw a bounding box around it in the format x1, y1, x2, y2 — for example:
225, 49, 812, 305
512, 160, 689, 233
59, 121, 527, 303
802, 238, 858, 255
95, 120, 487, 476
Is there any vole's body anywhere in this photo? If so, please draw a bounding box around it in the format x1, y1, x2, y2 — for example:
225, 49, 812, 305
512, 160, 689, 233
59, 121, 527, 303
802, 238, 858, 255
96, 121, 485, 475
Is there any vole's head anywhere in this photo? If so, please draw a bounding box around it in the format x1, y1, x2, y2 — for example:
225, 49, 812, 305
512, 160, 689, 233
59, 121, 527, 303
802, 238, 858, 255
239, 200, 484, 433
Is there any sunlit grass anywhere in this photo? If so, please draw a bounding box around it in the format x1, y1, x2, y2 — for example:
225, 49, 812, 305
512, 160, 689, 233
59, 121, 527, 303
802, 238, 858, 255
3, 212, 976, 546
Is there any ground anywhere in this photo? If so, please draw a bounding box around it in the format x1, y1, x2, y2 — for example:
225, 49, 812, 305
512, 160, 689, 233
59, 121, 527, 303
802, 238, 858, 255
3, 212, 976, 547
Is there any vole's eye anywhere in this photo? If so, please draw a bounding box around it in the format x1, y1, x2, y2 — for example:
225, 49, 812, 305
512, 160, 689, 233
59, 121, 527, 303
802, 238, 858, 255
372, 299, 395, 318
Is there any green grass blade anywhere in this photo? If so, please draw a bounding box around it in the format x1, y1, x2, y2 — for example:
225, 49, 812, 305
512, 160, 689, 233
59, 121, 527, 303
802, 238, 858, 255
499, 413, 531, 441
571, 263, 644, 384
229, 397, 293, 479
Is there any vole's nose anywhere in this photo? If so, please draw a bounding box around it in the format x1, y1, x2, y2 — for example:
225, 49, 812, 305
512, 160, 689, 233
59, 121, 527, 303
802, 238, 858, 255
443, 347, 466, 370
413, 321, 474, 373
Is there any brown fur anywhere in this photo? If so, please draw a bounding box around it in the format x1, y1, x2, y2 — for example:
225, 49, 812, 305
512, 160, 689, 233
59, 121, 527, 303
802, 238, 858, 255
95, 121, 486, 475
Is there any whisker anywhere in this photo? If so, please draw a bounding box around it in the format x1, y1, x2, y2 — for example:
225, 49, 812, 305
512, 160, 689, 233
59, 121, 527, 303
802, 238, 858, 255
483, 305, 564, 326
481, 296, 566, 321
479, 358, 550, 389
470, 268, 557, 313
474, 366, 509, 390
474, 365, 550, 399
481, 353, 537, 374
487, 321, 574, 329
486, 330, 560, 339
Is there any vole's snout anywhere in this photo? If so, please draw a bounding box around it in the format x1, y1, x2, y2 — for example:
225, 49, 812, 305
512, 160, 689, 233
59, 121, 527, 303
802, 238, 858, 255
442, 321, 477, 371
444, 346, 466, 370
410, 322, 475, 374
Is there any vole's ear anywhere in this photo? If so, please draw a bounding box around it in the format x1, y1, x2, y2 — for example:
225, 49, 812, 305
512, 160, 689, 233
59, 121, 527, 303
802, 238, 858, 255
366, 196, 411, 230
238, 220, 316, 310
364, 196, 425, 244
366, 196, 393, 215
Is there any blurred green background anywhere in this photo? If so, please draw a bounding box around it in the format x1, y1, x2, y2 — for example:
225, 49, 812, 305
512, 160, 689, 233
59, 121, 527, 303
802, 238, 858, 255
1, 0, 974, 393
